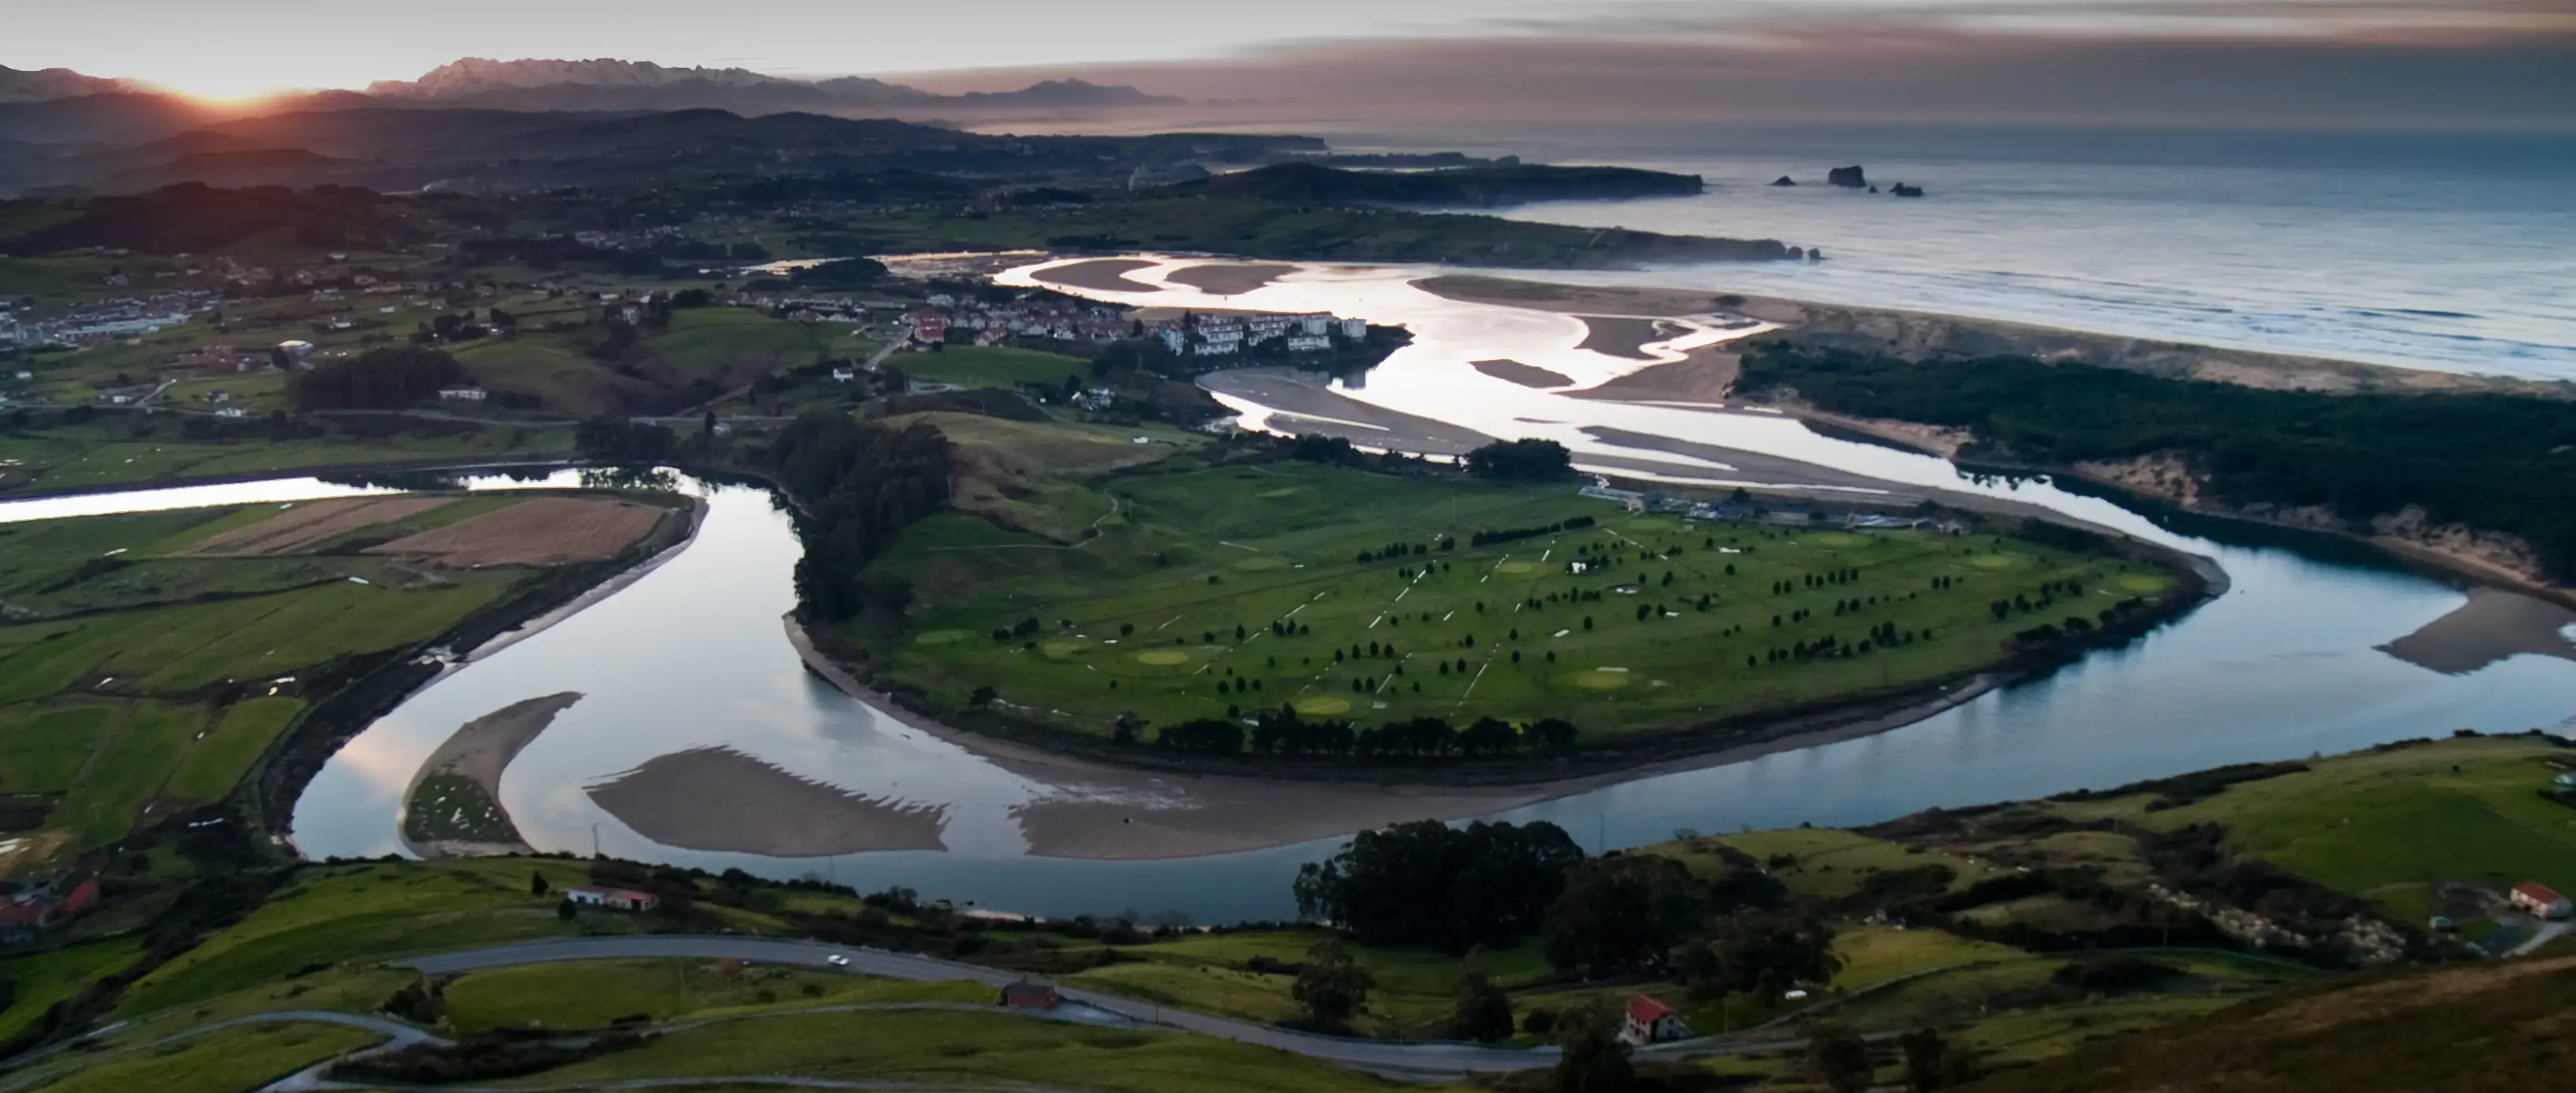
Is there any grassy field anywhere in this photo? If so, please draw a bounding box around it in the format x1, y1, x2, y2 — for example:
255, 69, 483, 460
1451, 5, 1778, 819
2140, 736, 2576, 922
440, 960, 992, 1032
1066, 926, 1553, 1037
489, 1008, 1461, 1093
0, 493, 661, 864
0, 938, 145, 1043
901, 344, 1094, 392
863, 458, 2170, 744
114, 859, 602, 1016
10, 1020, 383, 1093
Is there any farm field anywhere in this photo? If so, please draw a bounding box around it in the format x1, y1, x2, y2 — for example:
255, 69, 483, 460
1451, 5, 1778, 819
0, 490, 681, 865
0, 419, 575, 496
863, 458, 2181, 747
900, 344, 1095, 392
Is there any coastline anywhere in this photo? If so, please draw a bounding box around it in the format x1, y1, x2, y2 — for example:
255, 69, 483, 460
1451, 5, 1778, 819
1410, 271, 2575, 607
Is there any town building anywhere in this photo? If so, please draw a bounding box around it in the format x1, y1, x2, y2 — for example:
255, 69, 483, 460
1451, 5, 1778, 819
2510, 881, 2571, 920
1619, 995, 1690, 1046
436, 386, 489, 402
566, 887, 661, 912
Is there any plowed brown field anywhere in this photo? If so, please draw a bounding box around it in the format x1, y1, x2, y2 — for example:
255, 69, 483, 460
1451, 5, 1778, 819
177, 496, 452, 556
366, 496, 661, 567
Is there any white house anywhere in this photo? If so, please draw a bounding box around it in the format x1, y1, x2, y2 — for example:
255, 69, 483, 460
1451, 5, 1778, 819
436, 385, 489, 402
566, 887, 660, 912
1619, 995, 1690, 1046
1339, 318, 1368, 339
1285, 334, 1331, 353
2510, 881, 2571, 920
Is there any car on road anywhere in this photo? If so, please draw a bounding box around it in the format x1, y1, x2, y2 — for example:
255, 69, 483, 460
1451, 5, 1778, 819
827, 953, 851, 967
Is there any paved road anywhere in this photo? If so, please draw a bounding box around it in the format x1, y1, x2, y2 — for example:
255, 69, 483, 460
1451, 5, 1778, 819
398, 935, 1797, 1076
0, 1010, 436, 1093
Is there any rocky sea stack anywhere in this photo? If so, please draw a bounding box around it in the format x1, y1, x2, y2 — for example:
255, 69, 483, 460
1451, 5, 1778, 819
1827, 165, 1866, 189
1771, 175, 1797, 186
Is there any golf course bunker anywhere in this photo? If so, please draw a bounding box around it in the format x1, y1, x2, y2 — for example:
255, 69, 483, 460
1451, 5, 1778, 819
1294, 696, 1352, 716
1032, 258, 1161, 293
1572, 668, 1632, 691
399, 691, 584, 858
587, 746, 947, 855
1041, 640, 1088, 659
1134, 649, 1193, 666
1497, 560, 1542, 575
1164, 263, 1296, 295
1472, 359, 1576, 389
2378, 588, 2576, 676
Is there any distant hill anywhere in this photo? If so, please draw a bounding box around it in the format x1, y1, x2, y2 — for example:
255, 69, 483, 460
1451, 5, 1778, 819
1163, 161, 1705, 208
0, 64, 135, 104
361, 57, 1176, 114
0, 92, 219, 144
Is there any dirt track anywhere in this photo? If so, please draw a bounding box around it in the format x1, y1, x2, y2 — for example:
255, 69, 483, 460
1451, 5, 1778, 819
178, 496, 451, 556
368, 497, 661, 568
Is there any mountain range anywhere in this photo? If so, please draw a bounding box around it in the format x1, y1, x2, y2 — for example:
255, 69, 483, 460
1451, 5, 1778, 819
0, 57, 1181, 135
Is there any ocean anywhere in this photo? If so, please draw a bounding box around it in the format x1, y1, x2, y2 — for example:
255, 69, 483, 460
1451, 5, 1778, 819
1368, 123, 2576, 380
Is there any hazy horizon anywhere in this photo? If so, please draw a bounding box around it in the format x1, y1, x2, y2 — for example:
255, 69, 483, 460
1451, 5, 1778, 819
6, 0, 2571, 131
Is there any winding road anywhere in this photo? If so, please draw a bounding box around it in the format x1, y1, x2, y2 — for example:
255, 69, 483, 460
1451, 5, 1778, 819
396, 935, 1802, 1076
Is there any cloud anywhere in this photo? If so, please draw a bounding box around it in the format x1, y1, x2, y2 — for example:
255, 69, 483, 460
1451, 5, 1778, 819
891, 15, 2576, 131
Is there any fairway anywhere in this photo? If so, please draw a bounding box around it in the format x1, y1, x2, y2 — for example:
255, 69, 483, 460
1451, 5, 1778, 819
861, 459, 2182, 748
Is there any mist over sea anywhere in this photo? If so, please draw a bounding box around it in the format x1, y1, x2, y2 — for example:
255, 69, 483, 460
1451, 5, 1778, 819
1379, 123, 2575, 380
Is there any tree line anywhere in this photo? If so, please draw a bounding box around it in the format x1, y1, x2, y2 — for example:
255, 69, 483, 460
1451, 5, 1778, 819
768, 411, 953, 622
1144, 707, 1578, 758
283, 346, 467, 411
1737, 347, 2576, 578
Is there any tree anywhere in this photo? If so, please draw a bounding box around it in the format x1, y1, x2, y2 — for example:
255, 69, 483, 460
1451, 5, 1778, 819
1464, 438, 1574, 482
1542, 855, 1705, 977
555, 896, 577, 921
1804, 1019, 1874, 1093
530, 871, 549, 897
283, 345, 465, 411
1291, 940, 1373, 1033
1899, 1025, 1977, 1091
1551, 1005, 1634, 1093
1447, 960, 1515, 1043
1294, 819, 1583, 952
575, 417, 676, 460
1679, 914, 1842, 1006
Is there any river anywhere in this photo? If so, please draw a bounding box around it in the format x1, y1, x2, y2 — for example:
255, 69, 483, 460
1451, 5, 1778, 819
8, 261, 2576, 923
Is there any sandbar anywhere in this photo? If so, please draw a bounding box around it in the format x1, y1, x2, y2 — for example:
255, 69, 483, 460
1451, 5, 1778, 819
587, 746, 949, 856
2378, 588, 2576, 675
1164, 263, 1297, 295
1032, 258, 1162, 293
1566, 350, 1742, 403
399, 691, 584, 857
1473, 360, 1575, 389
1200, 368, 1496, 455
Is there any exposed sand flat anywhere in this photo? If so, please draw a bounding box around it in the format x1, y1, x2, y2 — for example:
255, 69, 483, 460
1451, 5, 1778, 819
1032, 258, 1162, 294
1578, 425, 1925, 495
1200, 368, 1496, 455
1010, 783, 1559, 860
399, 691, 584, 857
1575, 316, 1680, 361
1417, 274, 2574, 399
1566, 350, 1743, 403
178, 496, 451, 556
2378, 589, 2576, 675
1164, 263, 1297, 295
369, 497, 662, 568
586, 747, 948, 856
1473, 359, 1576, 389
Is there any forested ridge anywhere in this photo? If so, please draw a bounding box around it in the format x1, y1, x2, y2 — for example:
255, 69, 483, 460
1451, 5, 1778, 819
768, 412, 952, 622
1738, 348, 2576, 577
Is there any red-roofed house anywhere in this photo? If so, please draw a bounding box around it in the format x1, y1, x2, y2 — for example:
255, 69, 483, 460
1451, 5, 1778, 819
567, 887, 661, 913
1620, 994, 1690, 1046
2510, 881, 2571, 920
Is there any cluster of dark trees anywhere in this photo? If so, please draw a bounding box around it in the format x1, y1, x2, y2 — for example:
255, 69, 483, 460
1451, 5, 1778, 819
1469, 515, 1595, 548
1737, 347, 2576, 577
1149, 708, 1578, 758
1294, 820, 1583, 951
573, 417, 677, 461
769, 412, 952, 622
1464, 437, 1575, 481
283, 346, 466, 411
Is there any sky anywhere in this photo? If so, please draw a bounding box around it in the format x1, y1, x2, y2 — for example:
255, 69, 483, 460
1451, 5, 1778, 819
6, 0, 2571, 128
